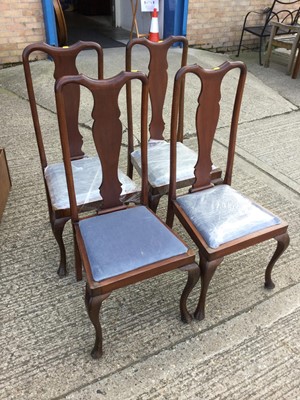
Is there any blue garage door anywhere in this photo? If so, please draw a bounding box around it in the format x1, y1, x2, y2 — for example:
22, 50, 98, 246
163, 0, 189, 38
42, 0, 58, 46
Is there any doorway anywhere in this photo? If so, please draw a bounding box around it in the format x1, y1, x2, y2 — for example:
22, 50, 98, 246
60, 0, 130, 46
76, 0, 112, 16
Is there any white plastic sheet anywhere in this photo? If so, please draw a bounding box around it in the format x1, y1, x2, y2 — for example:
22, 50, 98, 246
45, 156, 139, 210
177, 185, 281, 248
131, 140, 200, 188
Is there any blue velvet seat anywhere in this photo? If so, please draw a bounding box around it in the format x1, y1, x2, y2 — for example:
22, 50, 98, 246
80, 206, 188, 281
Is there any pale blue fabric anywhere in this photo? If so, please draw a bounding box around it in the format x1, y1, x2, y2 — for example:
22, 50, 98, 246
79, 206, 188, 281
177, 185, 281, 249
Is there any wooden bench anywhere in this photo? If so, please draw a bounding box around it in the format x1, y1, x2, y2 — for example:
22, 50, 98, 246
264, 21, 300, 75
237, 0, 300, 65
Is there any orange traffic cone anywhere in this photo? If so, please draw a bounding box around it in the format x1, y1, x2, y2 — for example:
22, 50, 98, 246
149, 8, 160, 42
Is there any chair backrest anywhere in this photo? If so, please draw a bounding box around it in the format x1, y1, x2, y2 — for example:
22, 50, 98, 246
169, 61, 247, 198
22, 41, 103, 168
126, 36, 188, 142
270, 21, 300, 72
266, 0, 300, 29
55, 72, 149, 218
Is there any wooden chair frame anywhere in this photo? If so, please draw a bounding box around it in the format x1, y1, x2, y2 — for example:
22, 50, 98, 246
55, 71, 199, 358
22, 41, 103, 279
237, 0, 300, 65
126, 36, 222, 212
167, 61, 290, 321
264, 20, 300, 76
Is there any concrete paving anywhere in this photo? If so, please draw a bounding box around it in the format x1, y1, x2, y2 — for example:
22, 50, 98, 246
0, 45, 299, 400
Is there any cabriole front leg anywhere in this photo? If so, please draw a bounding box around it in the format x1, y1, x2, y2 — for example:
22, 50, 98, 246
194, 256, 223, 321
265, 232, 290, 289
179, 263, 200, 323
85, 286, 111, 359
52, 216, 69, 277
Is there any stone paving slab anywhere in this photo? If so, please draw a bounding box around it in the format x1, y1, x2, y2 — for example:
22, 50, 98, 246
216, 112, 300, 195
0, 47, 299, 400
64, 285, 300, 400
231, 49, 300, 108
0, 47, 298, 127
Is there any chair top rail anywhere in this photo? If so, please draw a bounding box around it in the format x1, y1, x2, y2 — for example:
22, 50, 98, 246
126, 36, 188, 141
22, 41, 104, 166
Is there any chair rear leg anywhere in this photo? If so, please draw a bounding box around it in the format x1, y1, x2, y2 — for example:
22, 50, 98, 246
194, 256, 223, 321
265, 232, 290, 289
52, 216, 69, 277
264, 43, 272, 68
179, 263, 200, 323
127, 159, 133, 179
237, 29, 245, 57
149, 192, 163, 213
292, 50, 300, 79
73, 224, 82, 281
85, 286, 111, 359
259, 36, 264, 65
166, 201, 175, 228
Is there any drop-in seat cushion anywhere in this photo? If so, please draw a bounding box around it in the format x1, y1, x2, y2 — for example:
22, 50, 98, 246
131, 140, 217, 188
44, 156, 139, 210
176, 185, 281, 249
79, 206, 188, 281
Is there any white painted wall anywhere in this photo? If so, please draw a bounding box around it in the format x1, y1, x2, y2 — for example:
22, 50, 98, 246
115, 0, 164, 37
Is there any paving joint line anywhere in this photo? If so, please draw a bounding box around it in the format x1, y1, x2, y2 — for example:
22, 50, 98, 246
52, 281, 300, 400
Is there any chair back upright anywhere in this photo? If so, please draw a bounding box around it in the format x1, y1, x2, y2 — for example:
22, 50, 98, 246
22, 41, 104, 166
126, 37, 188, 173
55, 72, 149, 220
169, 61, 247, 199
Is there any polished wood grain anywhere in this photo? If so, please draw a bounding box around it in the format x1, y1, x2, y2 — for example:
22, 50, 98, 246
22, 41, 103, 278
167, 61, 290, 321
55, 71, 199, 358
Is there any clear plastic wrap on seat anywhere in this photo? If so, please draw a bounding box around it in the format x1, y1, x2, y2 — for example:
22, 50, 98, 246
131, 140, 209, 188
45, 156, 139, 210
177, 185, 281, 249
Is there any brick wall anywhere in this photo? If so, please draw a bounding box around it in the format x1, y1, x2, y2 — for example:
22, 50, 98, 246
1, 0, 299, 65
187, 0, 299, 52
0, 0, 45, 66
